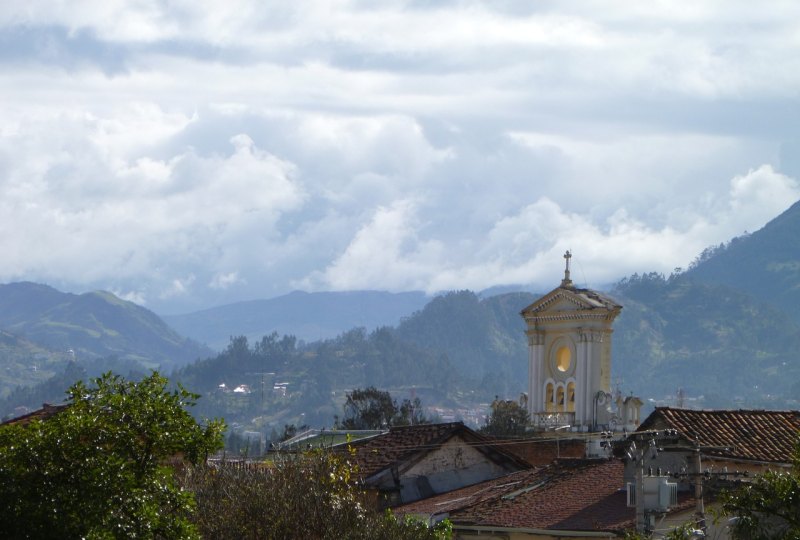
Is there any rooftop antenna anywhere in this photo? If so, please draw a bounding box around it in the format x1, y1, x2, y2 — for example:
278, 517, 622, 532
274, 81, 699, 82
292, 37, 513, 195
576, 257, 589, 289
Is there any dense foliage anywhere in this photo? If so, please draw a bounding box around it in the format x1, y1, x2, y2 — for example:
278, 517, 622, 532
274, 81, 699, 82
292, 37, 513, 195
180, 450, 452, 540
336, 386, 428, 429
612, 272, 800, 406
172, 329, 454, 429
0, 372, 224, 539
480, 398, 530, 437
720, 437, 800, 539
685, 199, 800, 322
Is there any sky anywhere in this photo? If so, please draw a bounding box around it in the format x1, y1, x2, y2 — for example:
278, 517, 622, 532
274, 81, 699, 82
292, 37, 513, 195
1, 1, 799, 314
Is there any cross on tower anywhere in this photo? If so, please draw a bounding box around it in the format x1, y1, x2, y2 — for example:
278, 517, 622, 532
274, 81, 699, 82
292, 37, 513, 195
561, 250, 573, 287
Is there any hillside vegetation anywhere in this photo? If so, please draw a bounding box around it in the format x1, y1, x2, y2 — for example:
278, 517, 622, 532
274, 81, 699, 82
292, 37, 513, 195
612, 273, 800, 407
0, 283, 210, 398
3, 201, 800, 428
685, 199, 800, 322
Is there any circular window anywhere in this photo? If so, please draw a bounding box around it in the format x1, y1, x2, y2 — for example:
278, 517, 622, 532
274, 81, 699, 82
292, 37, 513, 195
556, 346, 571, 372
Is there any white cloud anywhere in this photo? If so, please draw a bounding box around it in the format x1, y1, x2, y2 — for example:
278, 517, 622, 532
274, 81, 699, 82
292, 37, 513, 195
209, 271, 243, 290
305, 163, 800, 294
1, 2, 799, 311
727, 165, 800, 233
302, 199, 444, 292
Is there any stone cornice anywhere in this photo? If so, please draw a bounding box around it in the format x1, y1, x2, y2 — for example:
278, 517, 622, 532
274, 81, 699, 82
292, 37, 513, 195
523, 311, 619, 324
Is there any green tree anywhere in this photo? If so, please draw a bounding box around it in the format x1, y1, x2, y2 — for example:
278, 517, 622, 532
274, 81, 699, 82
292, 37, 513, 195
335, 386, 428, 429
480, 398, 530, 437
719, 436, 800, 539
0, 371, 224, 539
181, 449, 451, 539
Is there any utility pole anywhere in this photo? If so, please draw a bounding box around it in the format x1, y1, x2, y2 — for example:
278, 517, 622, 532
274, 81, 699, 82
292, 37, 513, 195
634, 441, 646, 533
625, 429, 681, 535
693, 446, 705, 533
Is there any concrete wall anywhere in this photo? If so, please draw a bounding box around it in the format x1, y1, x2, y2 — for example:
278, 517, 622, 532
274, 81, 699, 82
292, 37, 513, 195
399, 436, 517, 503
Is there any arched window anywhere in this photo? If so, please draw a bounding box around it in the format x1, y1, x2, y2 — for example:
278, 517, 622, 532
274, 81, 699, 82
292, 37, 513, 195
556, 386, 565, 413
567, 382, 575, 413
545, 383, 554, 412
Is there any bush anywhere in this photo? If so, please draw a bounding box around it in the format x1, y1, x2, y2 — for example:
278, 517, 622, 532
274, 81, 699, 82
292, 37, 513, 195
180, 449, 451, 540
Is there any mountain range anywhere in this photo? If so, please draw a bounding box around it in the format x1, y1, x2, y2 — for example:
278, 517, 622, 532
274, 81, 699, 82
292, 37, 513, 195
0, 283, 210, 397
163, 290, 430, 350
1, 199, 799, 423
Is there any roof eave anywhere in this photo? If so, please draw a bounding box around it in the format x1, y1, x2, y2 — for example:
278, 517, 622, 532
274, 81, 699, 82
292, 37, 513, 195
453, 524, 621, 538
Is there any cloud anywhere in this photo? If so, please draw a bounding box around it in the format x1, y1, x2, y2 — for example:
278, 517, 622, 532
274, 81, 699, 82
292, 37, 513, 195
209, 271, 243, 290
728, 165, 800, 232
0, 109, 305, 305
1, 2, 799, 312
305, 164, 799, 294
299, 199, 444, 292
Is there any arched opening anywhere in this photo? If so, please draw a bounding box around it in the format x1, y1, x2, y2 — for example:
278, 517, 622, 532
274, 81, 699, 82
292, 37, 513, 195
545, 383, 554, 412
567, 382, 575, 413
556, 386, 565, 413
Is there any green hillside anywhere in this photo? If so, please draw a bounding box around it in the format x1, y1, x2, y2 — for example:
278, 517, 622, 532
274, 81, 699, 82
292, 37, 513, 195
611, 272, 800, 407
685, 199, 800, 321
163, 290, 430, 349
0, 283, 211, 398
5, 200, 800, 427
0, 330, 66, 398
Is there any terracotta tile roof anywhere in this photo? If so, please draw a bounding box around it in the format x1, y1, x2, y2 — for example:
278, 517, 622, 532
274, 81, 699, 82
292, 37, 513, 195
398, 458, 637, 533
497, 436, 587, 466
0, 403, 68, 426
340, 422, 531, 479
638, 407, 800, 464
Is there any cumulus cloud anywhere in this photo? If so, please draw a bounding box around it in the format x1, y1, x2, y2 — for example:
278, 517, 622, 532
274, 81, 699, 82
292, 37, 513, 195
306, 165, 800, 294
728, 165, 800, 229
0, 2, 798, 312
209, 271, 243, 290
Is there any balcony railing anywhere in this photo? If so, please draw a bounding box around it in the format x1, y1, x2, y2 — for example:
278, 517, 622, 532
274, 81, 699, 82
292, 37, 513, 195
530, 412, 575, 429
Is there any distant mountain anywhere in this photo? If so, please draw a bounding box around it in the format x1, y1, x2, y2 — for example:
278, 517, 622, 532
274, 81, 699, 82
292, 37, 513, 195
611, 273, 800, 407
162, 290, 430, 350
0, 329, 65, 397
0, 283, 210, 379
684, 199, 800, 321
7, 200, 800, 427
395, 291, 535, 387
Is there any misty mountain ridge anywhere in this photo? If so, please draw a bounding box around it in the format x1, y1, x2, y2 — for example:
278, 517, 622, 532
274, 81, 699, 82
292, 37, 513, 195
0, 282, 211, 397
3, 199, 800, 422
163, 290, 431, 350
684, 198, 800, 322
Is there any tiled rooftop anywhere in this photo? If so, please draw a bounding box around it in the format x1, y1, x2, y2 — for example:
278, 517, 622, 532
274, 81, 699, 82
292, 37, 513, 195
398, 458, 637, 533
340, 422, 530, 479
0, 403, 67, 426
638, 407, 800, 464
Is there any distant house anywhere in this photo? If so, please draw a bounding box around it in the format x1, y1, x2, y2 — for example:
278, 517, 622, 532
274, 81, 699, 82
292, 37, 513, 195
618, 407, 800, 537
338, 422, 532, 508
634, 407, 800, 475
396, 457, 697, 539
0, 403, 67, 426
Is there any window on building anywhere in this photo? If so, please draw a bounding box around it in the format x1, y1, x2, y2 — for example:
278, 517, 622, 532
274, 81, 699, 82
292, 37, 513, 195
556, 386, 565, 412
556, 346, 571, 372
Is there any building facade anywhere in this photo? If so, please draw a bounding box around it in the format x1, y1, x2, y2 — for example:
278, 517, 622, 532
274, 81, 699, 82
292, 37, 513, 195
521, 252, 639, 432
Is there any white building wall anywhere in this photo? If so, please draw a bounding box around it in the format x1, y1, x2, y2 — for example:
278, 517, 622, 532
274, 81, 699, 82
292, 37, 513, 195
400, 436, 517, 502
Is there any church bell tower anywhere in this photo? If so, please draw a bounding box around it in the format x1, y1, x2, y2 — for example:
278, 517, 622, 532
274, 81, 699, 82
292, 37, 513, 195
521, 252, 623, 432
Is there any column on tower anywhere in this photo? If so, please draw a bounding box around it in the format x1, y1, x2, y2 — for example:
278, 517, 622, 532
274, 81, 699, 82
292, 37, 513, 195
526, 330, 545, 417
575, 329, 589, 429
